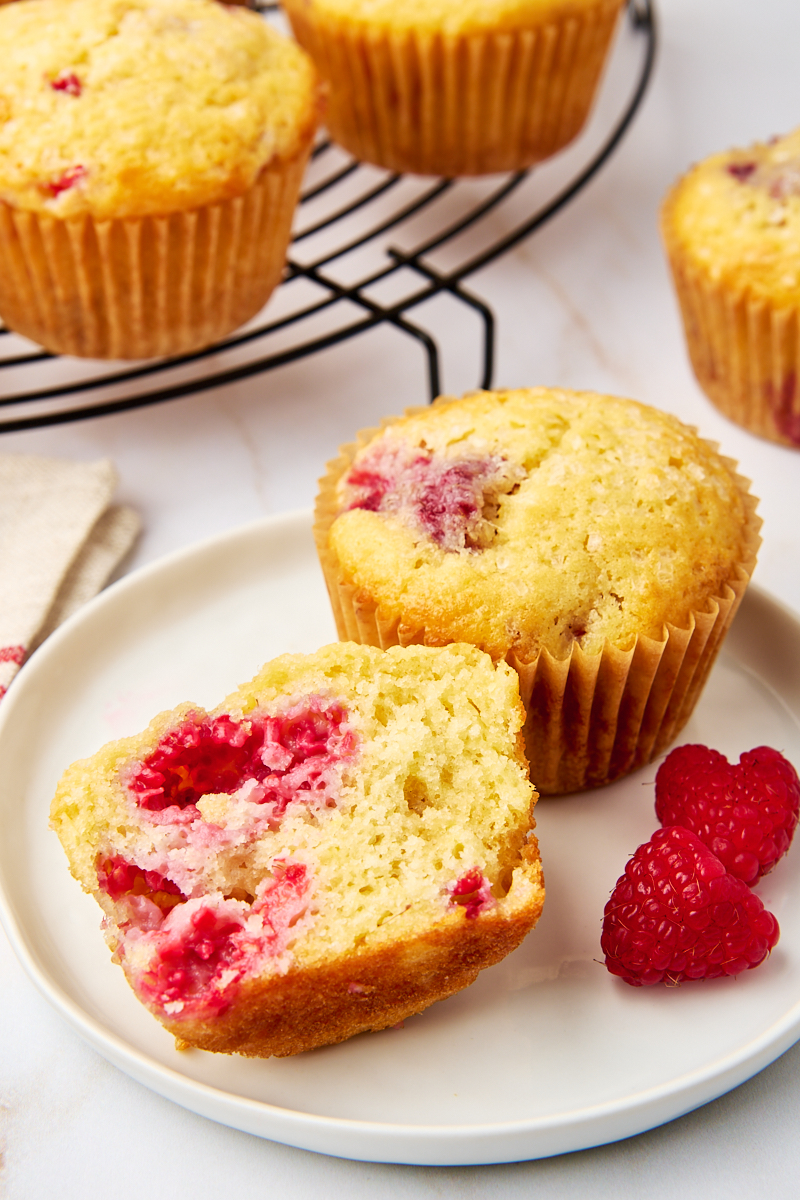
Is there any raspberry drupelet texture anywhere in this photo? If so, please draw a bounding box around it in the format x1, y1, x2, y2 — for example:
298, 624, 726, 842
601, 826, 780, 987
655, 744, 800, 886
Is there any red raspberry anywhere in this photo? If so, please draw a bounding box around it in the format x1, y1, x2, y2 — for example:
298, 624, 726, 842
655, 744, 800, 885
601, 826, 779, 986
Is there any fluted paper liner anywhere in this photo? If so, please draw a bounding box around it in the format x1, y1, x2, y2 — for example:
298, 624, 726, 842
284, 0, 623, 176
0, 150, 310, 360
664, 252, 800, 449
315, 410, 761, 795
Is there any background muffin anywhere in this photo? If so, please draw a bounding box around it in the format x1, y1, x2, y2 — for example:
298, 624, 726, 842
0, 0, 322, 358
282, 0, 624, 176
315, 387, 761, 794
662, 128, 800, 448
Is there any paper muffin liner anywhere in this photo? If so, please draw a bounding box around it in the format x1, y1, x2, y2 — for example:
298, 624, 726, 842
283, 0, 623, 176
314, 413, 761, 795
0, 149, 310, 360
664, 244, 800, 449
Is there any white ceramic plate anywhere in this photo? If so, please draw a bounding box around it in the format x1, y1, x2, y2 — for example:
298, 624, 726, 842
2, 509, 800, 1166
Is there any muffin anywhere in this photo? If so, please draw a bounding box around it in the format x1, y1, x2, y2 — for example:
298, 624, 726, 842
662, 128, 800, 448
50, 641, 544, 1057
315, 387, 761, 794
282, 0, 625, 177
0, 0, 322, 359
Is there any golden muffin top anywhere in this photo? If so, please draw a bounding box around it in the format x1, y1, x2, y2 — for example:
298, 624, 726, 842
324, 387, 755, 661
662, 127, 800, 306
284, 0, 617, 37
0, 0, 320, 219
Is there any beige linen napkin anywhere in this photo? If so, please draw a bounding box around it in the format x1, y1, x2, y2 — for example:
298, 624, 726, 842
0, 455, 141, 699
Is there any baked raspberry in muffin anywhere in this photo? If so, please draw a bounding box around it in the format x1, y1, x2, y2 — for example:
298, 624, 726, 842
50, 642, 543, 1057
316, 387, 761, 793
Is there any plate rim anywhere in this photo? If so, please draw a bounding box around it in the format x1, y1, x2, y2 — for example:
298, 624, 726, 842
2, 507, 800, 1165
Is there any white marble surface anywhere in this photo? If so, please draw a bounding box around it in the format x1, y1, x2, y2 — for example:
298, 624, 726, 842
3, 0, 800, 1194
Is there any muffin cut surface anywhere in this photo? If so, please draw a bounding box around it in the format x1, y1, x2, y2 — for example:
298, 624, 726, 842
50, 642, 543, 1057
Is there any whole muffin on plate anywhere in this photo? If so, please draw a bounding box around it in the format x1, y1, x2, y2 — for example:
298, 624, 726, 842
0, 0, 322, 359
282, 0, 625, 176
50, 642, 543, 1057
662, 128, 800, 448
315, 387, 761, 794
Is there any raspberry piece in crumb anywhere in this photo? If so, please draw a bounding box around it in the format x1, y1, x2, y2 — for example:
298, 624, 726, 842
96, 854, 186, 913
46, 165, 87, 197
601, 826, 780, 987
341, 439, 525, 553
51, 72, 82, 96
343, 464, 389, 512
655, 744, 800, 885
149, 906, 244, 1015
449, 868, 492, 919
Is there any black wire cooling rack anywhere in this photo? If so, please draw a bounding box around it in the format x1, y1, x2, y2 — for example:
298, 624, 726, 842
0, 0, 655, 433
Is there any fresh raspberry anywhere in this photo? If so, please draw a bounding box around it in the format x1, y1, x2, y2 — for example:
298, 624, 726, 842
655, 744, 800, 886
601, 826, 780, 987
